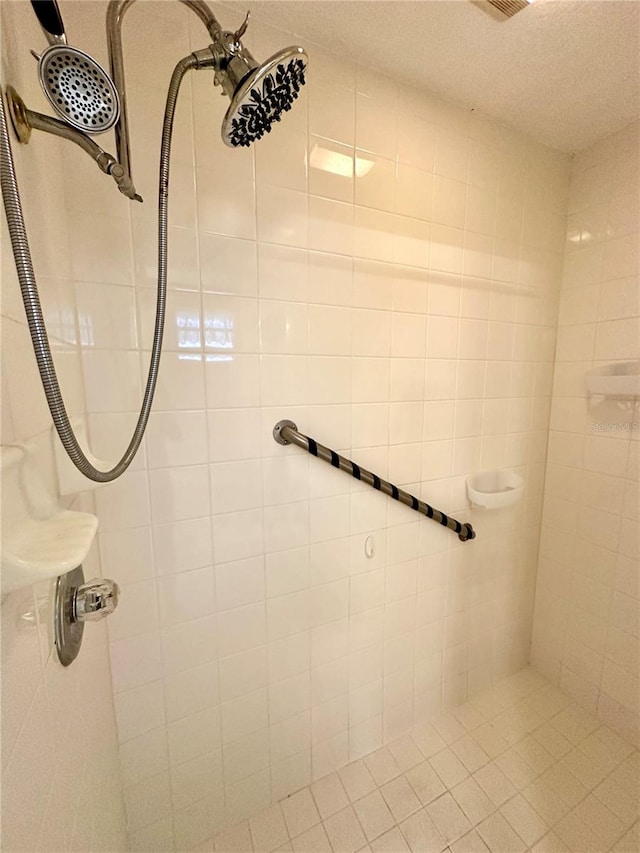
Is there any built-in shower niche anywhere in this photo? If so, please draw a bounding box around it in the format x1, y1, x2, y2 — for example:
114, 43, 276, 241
0, 443, 97, 594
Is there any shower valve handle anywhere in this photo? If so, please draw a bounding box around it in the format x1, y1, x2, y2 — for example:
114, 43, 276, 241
73, 578, 120, 622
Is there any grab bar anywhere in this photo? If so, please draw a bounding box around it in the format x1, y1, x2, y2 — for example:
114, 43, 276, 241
273, 420, 476, 543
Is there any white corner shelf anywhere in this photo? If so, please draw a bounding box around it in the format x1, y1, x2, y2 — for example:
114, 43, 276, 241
1, 445, 98, 595
466, 470, 525, 510
585, 361, 640, 399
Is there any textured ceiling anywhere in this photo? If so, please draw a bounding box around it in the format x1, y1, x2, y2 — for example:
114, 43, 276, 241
232, 0, 640, 152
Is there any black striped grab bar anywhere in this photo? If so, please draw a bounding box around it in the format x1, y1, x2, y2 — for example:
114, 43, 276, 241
273, 420, 476, 543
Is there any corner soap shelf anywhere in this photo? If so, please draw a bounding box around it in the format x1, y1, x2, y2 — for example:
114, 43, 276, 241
1, 445, 98, 595
466, 470, 525, 510
585, 361, 640, 399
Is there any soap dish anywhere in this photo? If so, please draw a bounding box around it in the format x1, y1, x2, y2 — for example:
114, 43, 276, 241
1, 445, 98, 594
466, 470, 525, 510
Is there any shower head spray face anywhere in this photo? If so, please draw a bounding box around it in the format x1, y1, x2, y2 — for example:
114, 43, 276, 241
221, 46, 308, 148
38, 45, 120, 133
30, 0, 120, 134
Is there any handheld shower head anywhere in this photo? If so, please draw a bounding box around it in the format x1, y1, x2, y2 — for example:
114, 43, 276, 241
31, 0, 120, 133
37, 46, 120, 133
222, 46, 307, 148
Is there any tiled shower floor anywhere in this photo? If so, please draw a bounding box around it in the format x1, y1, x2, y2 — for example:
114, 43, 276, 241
205, 668, 639, 853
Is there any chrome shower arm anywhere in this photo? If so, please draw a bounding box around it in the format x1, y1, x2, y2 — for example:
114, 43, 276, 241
27, 110, 111, 166
106, 0, 222, 197
5, 86, 141, 201
180, 0, 223, 37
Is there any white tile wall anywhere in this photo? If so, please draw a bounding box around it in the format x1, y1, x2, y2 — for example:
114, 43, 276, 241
0, 2, 128, 850
531, 120, 640, 747
80, 2, 568, 841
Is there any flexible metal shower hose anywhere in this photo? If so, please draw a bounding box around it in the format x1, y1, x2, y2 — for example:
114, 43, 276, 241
0, 54, 197, 482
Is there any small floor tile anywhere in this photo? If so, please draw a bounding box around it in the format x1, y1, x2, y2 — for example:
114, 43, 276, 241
539, 765, 588, 810
500, 793, 548, 847
411, 723, 447, 758
380, 775, 422, 823
572, 794, 625, 849
429, 748, 469, 789
513, 735, 554, 775
405, 761, 447, 806
450, 736, 490, 774
470, 724, 510, 760
473, 764, 516, 807
550, 705, 599, 746
311, 773, 349, 820
531, 723, 573, 760
399, 807, 445, 853
214, 820, 253, 852
449, 829, 490, 853
593, 775, 639, 826
353, 790, 396, 842
554, 812, 602, 852
560, 748, 609, 790
431, 714, 467, 745
612, 822, 640, 853
364, 747, 402, 787
521, 779, 569, 827
450, 777, 493, 826
476, 812, 526, 853
249, 805, 288, 853
370, 826, 411, 853
281, 790, 321, 840
339, 761, 377, 802
323, 806, 367, 853
388, 735, 425, 772
426, 793, 471, 846
530, 831, 570, 853
495, 749, 538, 789
291, 823, 332, 853
451, 703, 484, 733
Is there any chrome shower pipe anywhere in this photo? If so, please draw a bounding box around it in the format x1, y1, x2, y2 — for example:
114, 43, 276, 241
106, 0, 222, 198
0, 53, 197, 481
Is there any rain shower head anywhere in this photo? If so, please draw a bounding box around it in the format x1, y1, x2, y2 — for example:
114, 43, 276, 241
190, 12, 307, 148
221, 46, 307, 148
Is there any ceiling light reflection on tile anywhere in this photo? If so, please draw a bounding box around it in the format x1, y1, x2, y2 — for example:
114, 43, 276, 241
309, 143, 374, 179
78, 312, 94, 347
567, 229, 593, 245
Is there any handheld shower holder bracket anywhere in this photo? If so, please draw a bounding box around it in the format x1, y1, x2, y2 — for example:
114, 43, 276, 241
4, 86, 142, 202
6, 86, 31, 144
191, 35, 260, 102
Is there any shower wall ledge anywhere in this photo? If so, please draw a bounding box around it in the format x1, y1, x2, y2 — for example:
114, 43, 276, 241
1, 444, 98, 594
